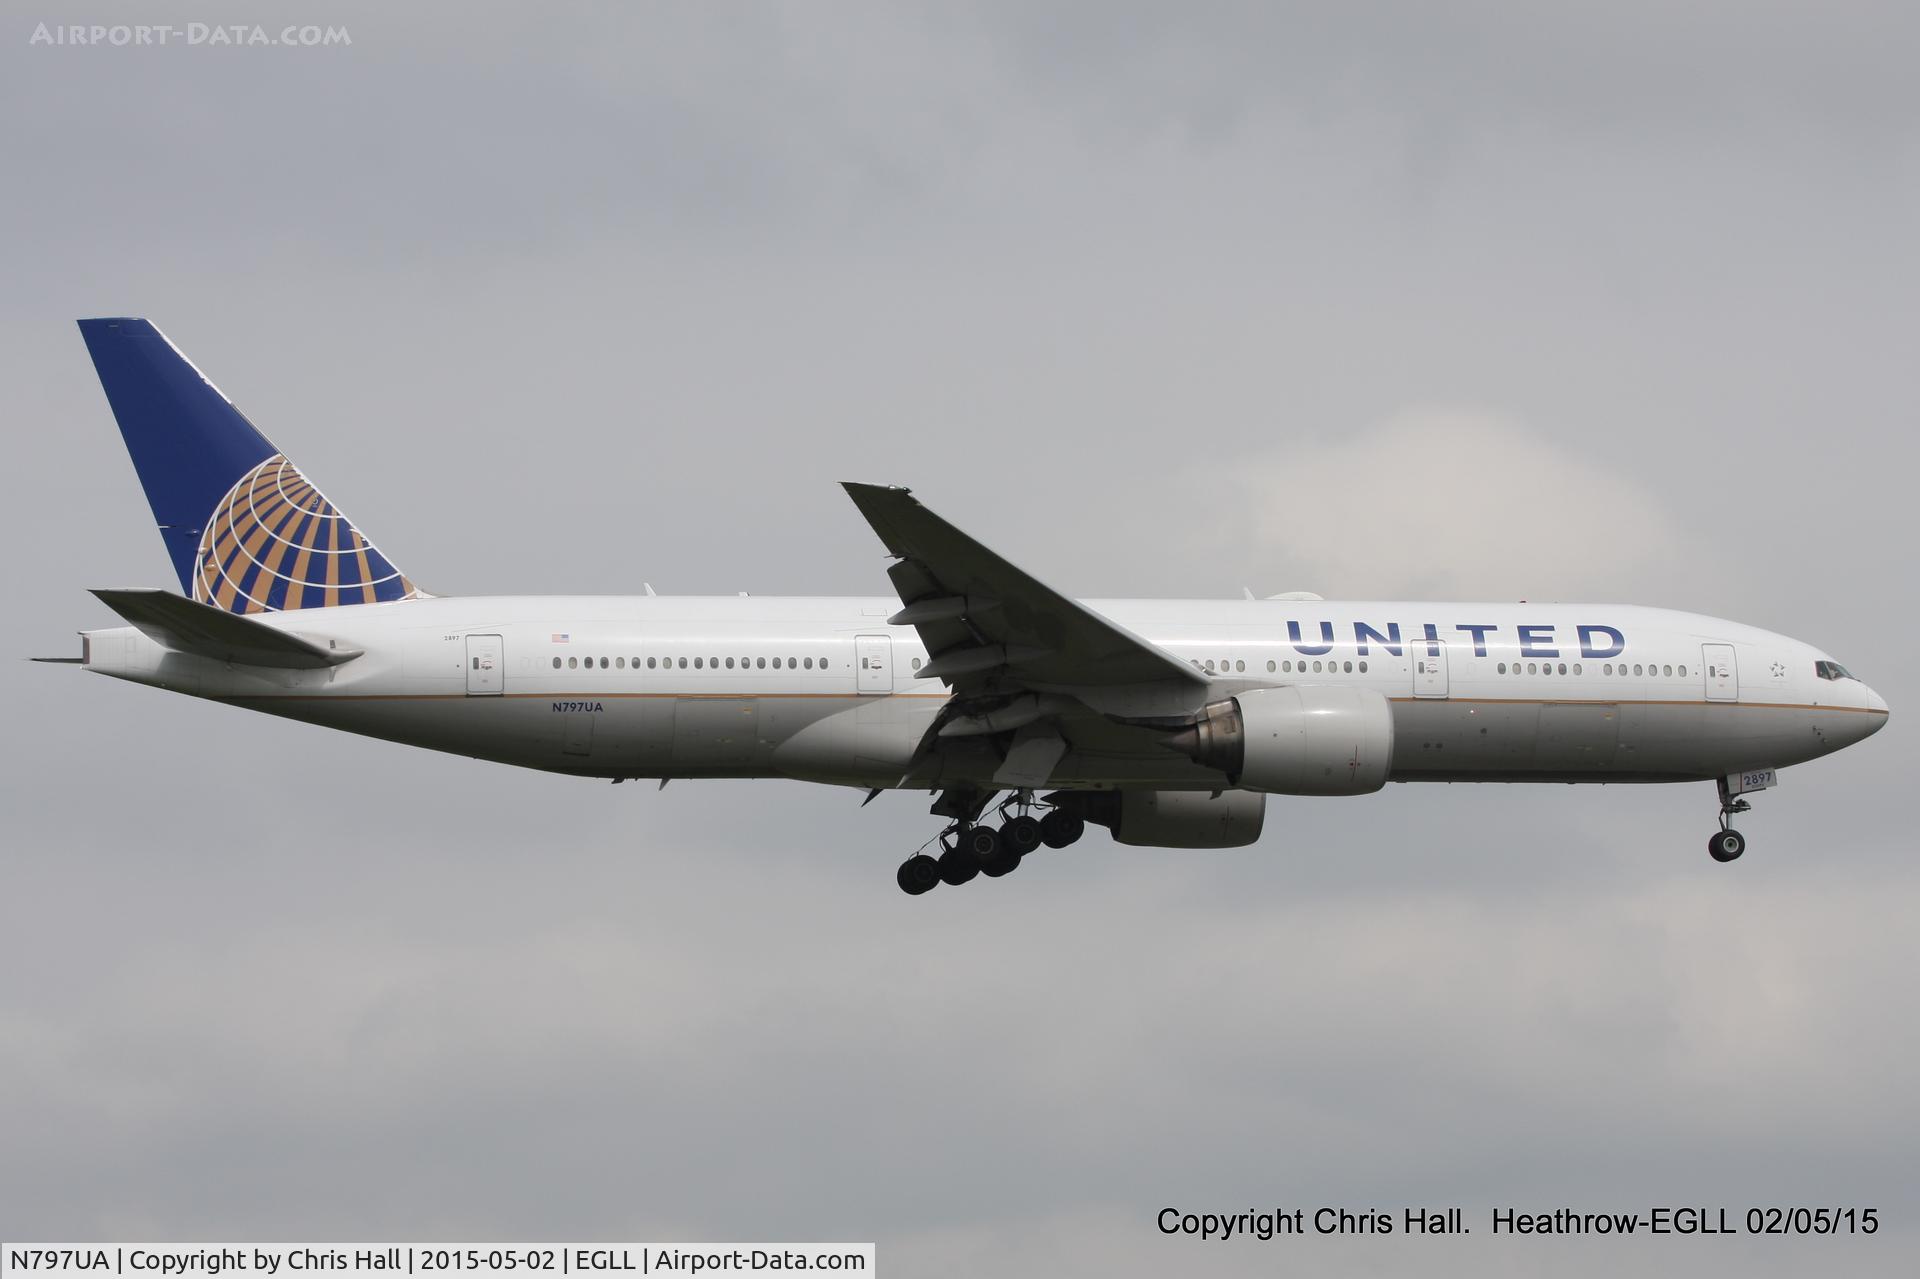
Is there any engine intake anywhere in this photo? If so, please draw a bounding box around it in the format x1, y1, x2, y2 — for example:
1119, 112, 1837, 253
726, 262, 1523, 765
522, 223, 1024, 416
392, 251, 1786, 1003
1165, 685, 1395, 795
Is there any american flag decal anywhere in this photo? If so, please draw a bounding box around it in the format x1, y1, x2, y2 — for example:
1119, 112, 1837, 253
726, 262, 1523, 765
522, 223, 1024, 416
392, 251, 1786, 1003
552, 633, 570, 643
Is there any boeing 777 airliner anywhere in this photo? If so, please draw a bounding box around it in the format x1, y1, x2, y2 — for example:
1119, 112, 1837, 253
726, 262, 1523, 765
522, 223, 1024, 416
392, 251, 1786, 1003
47, 319, 1889, 893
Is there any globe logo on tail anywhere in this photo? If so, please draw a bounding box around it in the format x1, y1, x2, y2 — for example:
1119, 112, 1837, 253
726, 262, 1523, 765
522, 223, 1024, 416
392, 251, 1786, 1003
192, 455, 415, 613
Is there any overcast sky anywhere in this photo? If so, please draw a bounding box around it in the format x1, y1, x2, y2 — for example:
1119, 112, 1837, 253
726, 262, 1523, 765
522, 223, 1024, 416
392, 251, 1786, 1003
2, 2, 1915, 1274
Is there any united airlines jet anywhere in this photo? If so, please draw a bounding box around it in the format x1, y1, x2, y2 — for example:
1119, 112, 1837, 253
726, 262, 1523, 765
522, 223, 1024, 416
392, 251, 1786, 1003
47, 319, 1890, 893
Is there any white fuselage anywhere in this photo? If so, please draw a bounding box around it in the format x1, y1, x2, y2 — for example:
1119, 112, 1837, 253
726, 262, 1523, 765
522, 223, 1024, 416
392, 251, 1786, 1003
79, 595, 1889, 791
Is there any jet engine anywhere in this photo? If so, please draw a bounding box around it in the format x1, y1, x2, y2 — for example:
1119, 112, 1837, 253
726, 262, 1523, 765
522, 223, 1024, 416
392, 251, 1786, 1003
1056, 788, 1268, 849
1165, 685, 1394, 795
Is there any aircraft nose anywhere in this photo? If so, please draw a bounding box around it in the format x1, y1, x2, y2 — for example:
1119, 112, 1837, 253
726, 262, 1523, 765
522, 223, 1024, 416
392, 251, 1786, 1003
1865, 684, 1890, 725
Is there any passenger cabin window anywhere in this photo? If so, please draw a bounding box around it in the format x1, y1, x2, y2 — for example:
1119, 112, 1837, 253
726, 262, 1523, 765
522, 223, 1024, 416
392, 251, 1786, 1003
552, 657, 562, 669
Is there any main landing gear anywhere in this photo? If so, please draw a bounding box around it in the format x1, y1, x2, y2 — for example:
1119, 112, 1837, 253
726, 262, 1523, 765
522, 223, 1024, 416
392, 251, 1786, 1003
894, 790, 1087, 895
1709, 776, 1750, 863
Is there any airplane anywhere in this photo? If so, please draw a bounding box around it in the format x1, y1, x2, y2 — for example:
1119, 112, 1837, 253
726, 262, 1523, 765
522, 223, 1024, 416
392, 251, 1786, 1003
44, 318, 1890, 894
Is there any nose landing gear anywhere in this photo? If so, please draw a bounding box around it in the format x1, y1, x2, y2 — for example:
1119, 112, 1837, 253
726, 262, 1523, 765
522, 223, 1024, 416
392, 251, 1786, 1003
1709, 776, 1751, 863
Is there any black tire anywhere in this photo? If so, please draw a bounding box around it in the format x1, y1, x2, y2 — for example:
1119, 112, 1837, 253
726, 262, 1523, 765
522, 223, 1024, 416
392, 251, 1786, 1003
938, 845, 980, 886
897, 854, 941, 895
981, 845, 1022, 877
1708, 829, 1746, 863
962, 824, 1002, 863
1002, 815, 1043, 857
1040, 810, 1085, 849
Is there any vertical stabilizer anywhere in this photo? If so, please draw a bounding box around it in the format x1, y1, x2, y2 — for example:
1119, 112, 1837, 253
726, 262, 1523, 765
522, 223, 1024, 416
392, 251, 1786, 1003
78, 318, 417, 612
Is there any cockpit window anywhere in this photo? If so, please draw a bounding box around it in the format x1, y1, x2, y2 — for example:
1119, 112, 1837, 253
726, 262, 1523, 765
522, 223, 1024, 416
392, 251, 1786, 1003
1815, 660, 1856, 681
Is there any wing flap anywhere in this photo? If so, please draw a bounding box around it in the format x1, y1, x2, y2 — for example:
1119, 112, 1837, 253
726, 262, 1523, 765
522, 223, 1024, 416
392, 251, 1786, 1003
91, 588, 360, 669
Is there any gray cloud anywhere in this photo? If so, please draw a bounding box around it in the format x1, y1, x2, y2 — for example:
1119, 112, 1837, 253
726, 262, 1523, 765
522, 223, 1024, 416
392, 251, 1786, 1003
2, 3, 1914, 1275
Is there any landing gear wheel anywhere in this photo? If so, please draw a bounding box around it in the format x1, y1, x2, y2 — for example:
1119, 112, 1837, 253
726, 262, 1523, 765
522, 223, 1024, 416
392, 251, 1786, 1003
1002, 815, 1043, 857
1708, 829, 1746, 863
1039, 810, 1085, 849
960, 824, 1002, 863
897, 854, 940, 895
938, 845, 980, 886
981, 844, 1022, 877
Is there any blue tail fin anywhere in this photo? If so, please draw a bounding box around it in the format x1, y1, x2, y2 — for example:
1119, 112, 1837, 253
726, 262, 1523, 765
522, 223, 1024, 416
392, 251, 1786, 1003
78, 318, 417, 613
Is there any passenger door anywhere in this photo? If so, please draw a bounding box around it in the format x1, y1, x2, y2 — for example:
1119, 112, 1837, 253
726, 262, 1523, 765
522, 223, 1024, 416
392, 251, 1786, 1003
1413, 639, 1449, 698
856, 634, 893, 694
465, 634, 504, 695
1702, 643, 1738, 702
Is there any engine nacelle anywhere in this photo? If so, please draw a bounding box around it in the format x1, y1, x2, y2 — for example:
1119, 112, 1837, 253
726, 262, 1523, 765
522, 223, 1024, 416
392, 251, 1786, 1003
1073, 788, 1267, 849
1167, 685, 1395, 796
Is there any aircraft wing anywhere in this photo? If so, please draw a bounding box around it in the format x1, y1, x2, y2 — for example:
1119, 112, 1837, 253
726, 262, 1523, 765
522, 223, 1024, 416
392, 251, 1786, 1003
841, 483, 1206, 700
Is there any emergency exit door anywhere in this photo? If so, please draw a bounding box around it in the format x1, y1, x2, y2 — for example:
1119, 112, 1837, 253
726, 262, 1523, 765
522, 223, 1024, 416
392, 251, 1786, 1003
856, 635, 893, 694
465, 634, 503, 695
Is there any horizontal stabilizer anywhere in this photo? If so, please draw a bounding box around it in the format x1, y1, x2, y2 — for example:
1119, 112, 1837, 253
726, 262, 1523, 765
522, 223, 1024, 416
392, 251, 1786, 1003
91, 588, 360, 669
